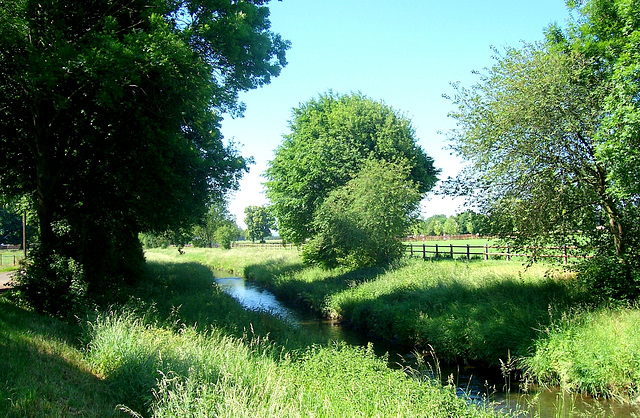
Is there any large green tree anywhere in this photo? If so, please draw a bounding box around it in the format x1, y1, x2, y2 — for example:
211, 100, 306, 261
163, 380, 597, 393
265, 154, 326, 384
0, 0, 288, 314
244, 205, 274, 243
265, 92, 439, 245
302, 159, 422, 269
446, 0, 640, 297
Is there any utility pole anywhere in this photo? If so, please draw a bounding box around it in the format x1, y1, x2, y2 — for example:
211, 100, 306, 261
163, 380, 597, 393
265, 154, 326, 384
22, 212, 27, 258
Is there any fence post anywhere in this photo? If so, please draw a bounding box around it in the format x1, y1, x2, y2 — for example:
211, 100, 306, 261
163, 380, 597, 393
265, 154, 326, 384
563, 245, 568, 264
484, 244, 488, 261
467, 244, 470, 260
435, 244, 439, 258
450, 244, 453, 259
422, 243, 426, 259
506, 245, 511, 261
410, 243, 413, 257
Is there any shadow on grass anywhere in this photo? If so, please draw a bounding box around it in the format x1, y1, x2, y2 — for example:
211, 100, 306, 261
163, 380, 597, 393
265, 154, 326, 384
334, 273, 582, 367
137, 259, 334, 349
247, 263, 389, 314
0, 298, 121, 417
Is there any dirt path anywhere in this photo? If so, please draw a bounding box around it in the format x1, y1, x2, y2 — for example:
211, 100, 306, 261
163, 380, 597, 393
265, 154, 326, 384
0, 271, 14, 291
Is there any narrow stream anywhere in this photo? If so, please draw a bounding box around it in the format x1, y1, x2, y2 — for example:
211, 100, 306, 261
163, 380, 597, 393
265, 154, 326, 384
214, 273, 638, 417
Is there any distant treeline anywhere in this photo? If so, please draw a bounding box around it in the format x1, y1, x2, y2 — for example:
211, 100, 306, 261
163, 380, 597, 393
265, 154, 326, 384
410, 211, 490, 237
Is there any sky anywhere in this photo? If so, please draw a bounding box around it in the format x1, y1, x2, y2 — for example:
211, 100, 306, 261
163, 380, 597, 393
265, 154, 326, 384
220, 0, 573, 228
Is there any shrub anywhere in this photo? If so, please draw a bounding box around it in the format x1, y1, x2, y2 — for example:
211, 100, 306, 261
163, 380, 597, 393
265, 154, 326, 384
576, 255, 640, 301
13, 249, 88, 318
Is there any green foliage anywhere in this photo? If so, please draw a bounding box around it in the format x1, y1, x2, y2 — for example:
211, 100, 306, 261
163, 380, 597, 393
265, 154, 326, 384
446, 42, 604, 251
265, 91, 439, 245
215, 221, 241, 249
445, 2, 640, 296
576, 255, 640, 301
522, 304, 640, 402
139, 232, 171, 249
13, 249, 88, 319
0, 206, 21, 245
302, 159, 422, 269
0, 0, 288, 313
192, 201, 231, 248
244, 205, 274, 243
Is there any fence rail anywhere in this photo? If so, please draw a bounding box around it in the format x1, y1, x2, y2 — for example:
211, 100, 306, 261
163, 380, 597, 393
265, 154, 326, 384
404, 243, 590, 263
0, 254, 19, 266
232, 241, 297, 250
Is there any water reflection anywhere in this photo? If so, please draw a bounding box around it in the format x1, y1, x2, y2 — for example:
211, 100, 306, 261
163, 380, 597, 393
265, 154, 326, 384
214, 276, 297, 322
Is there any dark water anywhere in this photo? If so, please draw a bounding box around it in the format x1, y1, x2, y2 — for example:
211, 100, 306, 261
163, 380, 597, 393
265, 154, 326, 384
213, 273, 639, 417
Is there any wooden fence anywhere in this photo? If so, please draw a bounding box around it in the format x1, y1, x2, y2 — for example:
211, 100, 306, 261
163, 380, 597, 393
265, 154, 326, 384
229, 241, 590, 263
232, 241, 297, 250
0, 254, 19, 266
404, 243, 590, 263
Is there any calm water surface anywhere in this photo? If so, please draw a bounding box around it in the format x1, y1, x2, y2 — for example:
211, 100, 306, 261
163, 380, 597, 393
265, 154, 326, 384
213, 273, 639, 417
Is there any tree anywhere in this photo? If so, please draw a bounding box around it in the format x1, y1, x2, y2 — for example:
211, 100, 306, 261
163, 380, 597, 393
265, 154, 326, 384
442, 217, 459, 236
431, 220, 443, 237
301, 159, 422, 269
215, 221, 242, 250
424, 215, 446, 236
446, 41, 608, 247
244, 205, 274, 243
192, 201, 232, 248
445, 0, 640, 297
0, 0, 288, 315
265, 92, 439, 245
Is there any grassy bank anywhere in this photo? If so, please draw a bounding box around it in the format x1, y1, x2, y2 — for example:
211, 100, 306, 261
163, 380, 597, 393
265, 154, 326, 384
521, 304, 640, 403
0, 252, 499, 417
148, 247, 640, 403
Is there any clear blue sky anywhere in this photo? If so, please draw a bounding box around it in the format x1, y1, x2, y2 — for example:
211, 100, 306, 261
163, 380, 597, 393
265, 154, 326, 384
220, 0, 572, 227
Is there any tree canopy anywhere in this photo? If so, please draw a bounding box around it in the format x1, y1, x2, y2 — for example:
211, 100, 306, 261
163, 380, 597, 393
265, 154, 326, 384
244, 205, 274, 243
0, 0, 288, 314
265, 92, 439, 246
445, 0, 640, 298
302, 159, 422, 269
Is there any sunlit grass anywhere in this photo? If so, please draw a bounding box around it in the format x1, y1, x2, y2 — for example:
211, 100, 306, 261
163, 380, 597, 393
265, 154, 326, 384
0, 252, 503, 417
521, 304, 640, 403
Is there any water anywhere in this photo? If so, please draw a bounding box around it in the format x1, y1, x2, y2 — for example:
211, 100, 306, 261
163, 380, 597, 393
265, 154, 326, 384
213, 273, 640, 417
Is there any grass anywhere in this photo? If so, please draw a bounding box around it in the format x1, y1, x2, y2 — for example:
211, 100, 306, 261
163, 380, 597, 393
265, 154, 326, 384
148, 247, 640, 404
0, 250, 22, 272
0, 298, 122, 416
0, 251, 502, 417
521, 303, 640, 403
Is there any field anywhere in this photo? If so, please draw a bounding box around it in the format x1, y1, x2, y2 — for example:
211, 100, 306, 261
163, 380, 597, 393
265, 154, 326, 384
2, 246, 638, 416
0, 249, 500, 417
146, 247, 640, 404
0, 250, 22, 272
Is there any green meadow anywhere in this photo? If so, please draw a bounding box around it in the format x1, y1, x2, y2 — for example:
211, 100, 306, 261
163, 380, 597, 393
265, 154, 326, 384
0, 250, 500, 417
150, 247, 640, 404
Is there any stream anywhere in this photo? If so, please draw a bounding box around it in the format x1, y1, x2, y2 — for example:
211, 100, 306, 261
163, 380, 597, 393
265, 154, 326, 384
213, 272, 638, 417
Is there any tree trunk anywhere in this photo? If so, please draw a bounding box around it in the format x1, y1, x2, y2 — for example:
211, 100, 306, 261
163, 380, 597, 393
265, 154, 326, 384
596, 163, 625, 257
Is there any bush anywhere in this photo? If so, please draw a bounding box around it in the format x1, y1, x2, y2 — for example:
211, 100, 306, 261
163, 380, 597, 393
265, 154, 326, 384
302, 159, 421, 270
576, 255, 640, 301
13, 249, 88, 318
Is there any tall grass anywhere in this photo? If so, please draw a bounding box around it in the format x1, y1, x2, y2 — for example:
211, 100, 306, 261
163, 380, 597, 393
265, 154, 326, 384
1, 252, 503, 416
0, 298, 122, 416
86, 308, 498, 417
325, 259, 580, 365
521, 304, 640, 403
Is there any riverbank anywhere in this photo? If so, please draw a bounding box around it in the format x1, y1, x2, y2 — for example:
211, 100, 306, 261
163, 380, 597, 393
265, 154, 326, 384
147, 247, 640, 408
0, 253, 501, 417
